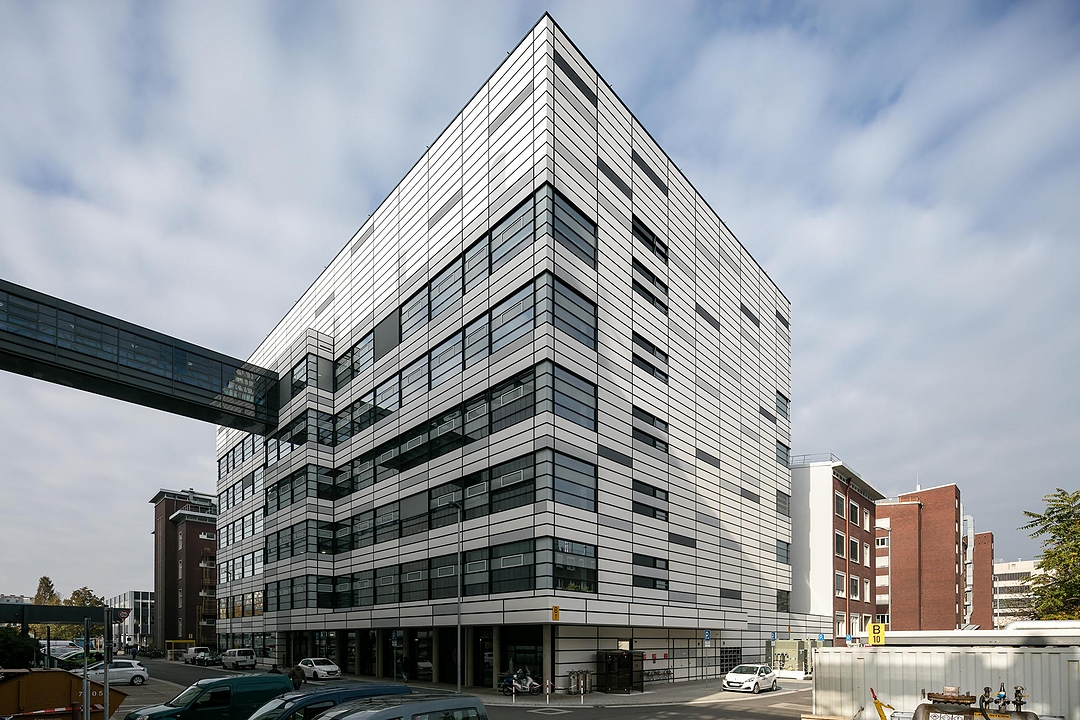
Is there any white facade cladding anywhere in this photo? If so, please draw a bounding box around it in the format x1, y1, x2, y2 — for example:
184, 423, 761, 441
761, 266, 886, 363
213, 14, 829, 686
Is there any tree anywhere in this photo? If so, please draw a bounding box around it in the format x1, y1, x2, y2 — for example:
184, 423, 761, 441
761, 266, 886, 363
30, 576, 62, 640
0, 627, 38, 669
65, 587, 105, 609
1021, 488, 1080, 620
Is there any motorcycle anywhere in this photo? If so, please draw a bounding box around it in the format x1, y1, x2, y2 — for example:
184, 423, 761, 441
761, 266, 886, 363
500, 669, 542, 695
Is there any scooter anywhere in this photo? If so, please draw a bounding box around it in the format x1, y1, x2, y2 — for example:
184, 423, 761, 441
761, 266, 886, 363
500, 669, 543, 695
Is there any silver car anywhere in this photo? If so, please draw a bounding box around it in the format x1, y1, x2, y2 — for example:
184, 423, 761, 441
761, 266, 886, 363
297, 657, 341, 680
80, 660, 149, 686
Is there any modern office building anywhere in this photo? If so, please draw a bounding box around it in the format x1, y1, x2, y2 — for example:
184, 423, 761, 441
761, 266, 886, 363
213, 14, 829, 686
993, 559, 1039, 628
107, 591, 155, 647
150, 489, 218, 651
789, 454, 884, 645
875, 484, 972, 631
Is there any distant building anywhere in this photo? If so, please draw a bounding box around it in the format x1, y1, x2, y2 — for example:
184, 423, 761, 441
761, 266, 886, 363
107, 591, 154, 647
790, 454, 885, 646
0, 594, 32, 604
969, 532, 994, 629
875, 484, 969, 631
150, 489, 218, 650
993, 559, 1040, 628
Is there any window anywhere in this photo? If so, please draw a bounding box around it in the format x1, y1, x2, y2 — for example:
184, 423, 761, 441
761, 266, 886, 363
777, 589, 791, 613
400, 356, 428, 405
632, 405, 668, 432
177, 588, 183, 608
775, 391, 790, 420
863, 543, 871, 567
850, 576, 860, 600
552, 451, 597, 512
632, 427, 668, 452
490, 198, 534, 272
550, 365, 597, 430
632, 279, 668, 315
632, 216, 667, 264
552, 278, 597, 349
835, 612, 846, 637
178, 559, 183, 579
849, 501, 859, 525
464, 236, 489, 293
776, 490, 791, 517
632, 332, 668, 364
490, 283, 534, 352
864, 578, 872, 602
631, 257, 668, 295
876, 536, 888, 547
632, 354, 668, 384
633, 554, 667, 570
633, 576, 668, 590
875, 614, 890, 625
491, 540, 534, 594
550, 188, 597, 268
775, 441, 790, 467
849, 538, 859, 564
632, 502, 668, 521
430, 332, 463, 387
835, 573, 846, 598
429, 257, 463, 320
776, 540, 791, 565
835, 532, 846, 558
633, 479, 668, 501
553, 539, 597, 592
463, 314, 489, 368
835, 493, 846, 518
400, 288, 428, 341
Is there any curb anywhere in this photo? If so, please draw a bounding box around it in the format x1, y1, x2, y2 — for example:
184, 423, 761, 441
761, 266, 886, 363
482, 685, 811, 708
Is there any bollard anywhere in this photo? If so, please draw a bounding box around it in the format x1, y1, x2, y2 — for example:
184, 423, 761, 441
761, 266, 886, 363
512, 681, 516, 704
546, 680, 551, 704
580, 677, 584, 705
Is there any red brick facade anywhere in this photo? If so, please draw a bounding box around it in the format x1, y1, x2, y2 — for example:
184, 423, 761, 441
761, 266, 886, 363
971, 531, 995, 629
833, 470, 877, 645
876, 484, 964, 631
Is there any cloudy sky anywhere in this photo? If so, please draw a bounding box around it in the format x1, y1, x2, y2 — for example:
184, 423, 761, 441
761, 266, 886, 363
1, 1, 1078, 599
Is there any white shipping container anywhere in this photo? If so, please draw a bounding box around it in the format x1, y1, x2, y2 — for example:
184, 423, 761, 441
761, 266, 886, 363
813, 646, 1080, 720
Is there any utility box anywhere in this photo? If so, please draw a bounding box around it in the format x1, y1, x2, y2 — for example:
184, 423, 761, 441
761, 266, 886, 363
0, 669, 127, 720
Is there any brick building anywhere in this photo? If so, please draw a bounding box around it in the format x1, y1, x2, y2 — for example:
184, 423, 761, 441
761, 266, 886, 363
790, 454, 884, 645
150, 489, 218, 651
874, 484, 965, 631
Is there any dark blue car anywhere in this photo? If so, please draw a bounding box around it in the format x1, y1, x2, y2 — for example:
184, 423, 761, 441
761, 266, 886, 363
245, 682, 412, 720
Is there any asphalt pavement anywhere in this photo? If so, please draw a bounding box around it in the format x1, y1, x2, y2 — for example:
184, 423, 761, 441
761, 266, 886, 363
136, 657, 235, 687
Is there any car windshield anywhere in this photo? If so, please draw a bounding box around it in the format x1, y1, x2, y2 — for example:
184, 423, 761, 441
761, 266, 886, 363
247, 698, 295, 720
312, 659, 335, 666
166, 684, 208, 707
86, 663, 104, 671
729, 665, 759, 675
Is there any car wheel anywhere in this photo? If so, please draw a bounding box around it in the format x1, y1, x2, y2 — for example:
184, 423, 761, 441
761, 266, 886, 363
131, 675, 145, 686
771, 679, 777, 691
752, 683, 760, 694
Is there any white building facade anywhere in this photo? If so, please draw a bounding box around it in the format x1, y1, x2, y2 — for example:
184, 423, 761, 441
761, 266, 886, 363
107, 591, 155, 647
213, 14, 829, 686
992, 559, 1039, 628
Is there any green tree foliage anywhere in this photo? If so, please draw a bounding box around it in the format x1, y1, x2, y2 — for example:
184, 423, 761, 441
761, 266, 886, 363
65, 587, 105, 609
1022, 488, 1080, 620
0, 627, 38, 669
31, 576, 62, 640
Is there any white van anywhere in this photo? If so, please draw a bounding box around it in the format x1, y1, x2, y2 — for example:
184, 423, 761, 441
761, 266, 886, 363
182, 646, 211, 664
222, 648, 257, 670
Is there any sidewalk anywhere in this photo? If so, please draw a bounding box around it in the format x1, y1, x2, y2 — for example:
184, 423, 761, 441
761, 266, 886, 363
337, 673, 812, 708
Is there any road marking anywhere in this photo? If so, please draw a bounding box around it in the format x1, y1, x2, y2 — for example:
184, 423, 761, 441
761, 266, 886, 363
526, 710, 573, 715
770, 702, 812, 710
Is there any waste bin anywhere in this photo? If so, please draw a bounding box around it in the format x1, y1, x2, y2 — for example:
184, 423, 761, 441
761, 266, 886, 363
0, 669, 126, 720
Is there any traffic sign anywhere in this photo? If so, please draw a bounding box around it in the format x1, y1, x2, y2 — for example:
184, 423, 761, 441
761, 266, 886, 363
845, 634, 853, 644
391, 630, 397, 644
818, 633, 825, 642
770, 631, 776, 641
115, 609, 131, 621
551, 605, 560, 622
868, 623, 886, 646
704, 629, 711, 647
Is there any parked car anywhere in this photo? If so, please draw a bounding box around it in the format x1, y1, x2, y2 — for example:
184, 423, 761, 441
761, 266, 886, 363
721, 664, 778, 694
223, 649, 257, 670
124, 674, 293, 720
78, 660, 149, 686
181, 646, 211, 664
316, 694, 486, 720
296, 658, 340, 681
39, 640, 80, 655
194, 650, 221, 667
245, 681, 411, 720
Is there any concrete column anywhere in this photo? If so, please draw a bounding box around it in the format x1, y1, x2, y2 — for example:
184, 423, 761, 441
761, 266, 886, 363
431, 629, 441, 683
492, 625, 501, 690
543, 624, 553, 686
464, 627, 474, 687
375, 629, 385, 678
